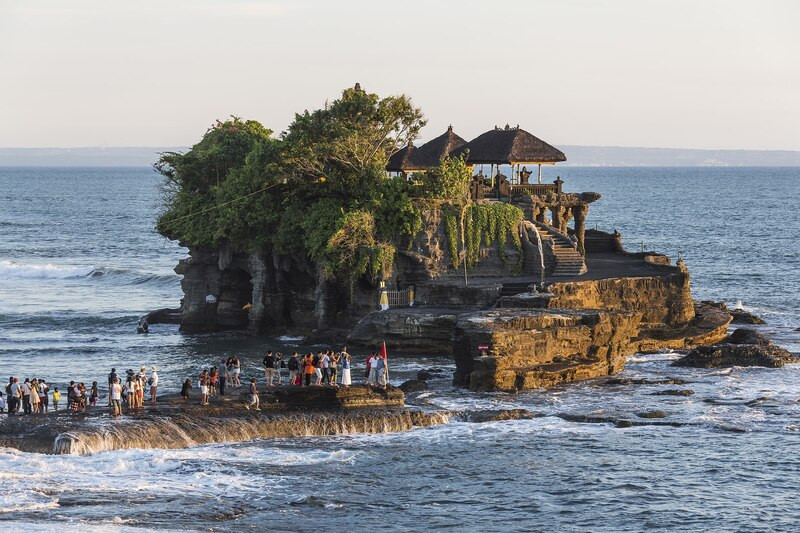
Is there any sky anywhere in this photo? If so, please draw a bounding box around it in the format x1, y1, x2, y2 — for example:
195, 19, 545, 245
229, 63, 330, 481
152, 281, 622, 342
1, 0, 798, 150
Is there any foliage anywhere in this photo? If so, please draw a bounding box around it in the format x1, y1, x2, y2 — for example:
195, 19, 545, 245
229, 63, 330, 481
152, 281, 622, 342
419, 153, 472, 200
373, 177, 422, 248
442, 202, 524, 272
155, 85, 524, 288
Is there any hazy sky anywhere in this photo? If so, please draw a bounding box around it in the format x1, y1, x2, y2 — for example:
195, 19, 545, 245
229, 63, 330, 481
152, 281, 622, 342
1, 0, 798, 150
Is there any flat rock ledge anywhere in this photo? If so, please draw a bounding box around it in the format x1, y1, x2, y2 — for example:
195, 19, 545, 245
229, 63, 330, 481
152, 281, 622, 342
0, 386, 436, 455
674, 328, 797, 368
452, 304, 731, 393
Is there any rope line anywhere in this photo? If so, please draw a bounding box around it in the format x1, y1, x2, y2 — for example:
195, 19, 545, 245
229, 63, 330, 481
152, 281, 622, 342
159, 181, 282, 226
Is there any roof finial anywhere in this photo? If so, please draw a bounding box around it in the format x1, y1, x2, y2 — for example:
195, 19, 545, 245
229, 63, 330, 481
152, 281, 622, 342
447, 124, 453, 132
504, 123, 510, 130
354, 82, 362, 91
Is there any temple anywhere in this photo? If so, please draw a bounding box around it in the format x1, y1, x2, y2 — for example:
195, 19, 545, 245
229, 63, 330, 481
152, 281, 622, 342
386, 123, 594, 278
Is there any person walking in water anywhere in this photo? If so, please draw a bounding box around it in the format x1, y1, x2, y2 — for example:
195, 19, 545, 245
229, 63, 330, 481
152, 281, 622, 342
246, 377, 260, 411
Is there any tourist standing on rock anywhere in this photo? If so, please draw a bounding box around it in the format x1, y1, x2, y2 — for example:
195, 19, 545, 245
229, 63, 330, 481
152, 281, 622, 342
313, 352, 323, 385
288, 352, 299, 385
30, 379, 41, 414
107, 368, 117, 405
304, 353, 315, 386
320, 351, 330, 385
181, 378, 192, 400
329, 352, 339, 387
90, 381, 99, 407
209, 367, 218, 397
0, 392, 5, 414
110, 378, 122, 417
125, 375, 135, 411
149, 367, 159, 404
138, 367, 148, 407
21, 378, 32, 414
264, 351, 276, 386
246, 377, 260, 411
372, 354, 387, 389
341, 351, 351, 388
218, 360, 227, 397
8, 378, 19, 415
52, 387, 60, 411
275, 352, 284, 385
368, 354, 380, 386
199, 370, 209, 405
231, 357, 241, 387
39, 378, 50, 413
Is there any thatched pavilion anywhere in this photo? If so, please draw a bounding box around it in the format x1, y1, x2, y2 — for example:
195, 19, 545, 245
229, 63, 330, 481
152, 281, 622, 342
457, 125, 566, 187
386, 126, 466, 176
386, 141, 425, 175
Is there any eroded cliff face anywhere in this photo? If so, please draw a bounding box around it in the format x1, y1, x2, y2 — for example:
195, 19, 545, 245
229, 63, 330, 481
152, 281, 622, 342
176, 246, 378, 334
542, 263, 695, 326
453, 309, 641, 392
452, 302, 731, 392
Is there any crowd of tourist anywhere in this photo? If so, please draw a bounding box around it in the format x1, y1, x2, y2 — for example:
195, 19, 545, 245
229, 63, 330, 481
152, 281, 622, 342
1, 346, 391, 417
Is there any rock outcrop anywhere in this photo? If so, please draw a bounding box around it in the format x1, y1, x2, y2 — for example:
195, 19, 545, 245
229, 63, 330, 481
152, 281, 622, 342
347, 308, 459, 354
453, 308, 642, 392
674, 328, 797, 368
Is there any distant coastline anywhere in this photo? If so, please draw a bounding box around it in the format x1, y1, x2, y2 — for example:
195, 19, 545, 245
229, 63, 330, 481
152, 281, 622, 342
2, 145, 799, 167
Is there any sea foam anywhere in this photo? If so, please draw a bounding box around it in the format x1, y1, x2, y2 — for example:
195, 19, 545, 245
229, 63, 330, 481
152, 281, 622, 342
0, 260, 95, 280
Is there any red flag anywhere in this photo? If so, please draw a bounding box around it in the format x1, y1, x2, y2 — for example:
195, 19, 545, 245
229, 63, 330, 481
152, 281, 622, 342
381, 341, 387, 360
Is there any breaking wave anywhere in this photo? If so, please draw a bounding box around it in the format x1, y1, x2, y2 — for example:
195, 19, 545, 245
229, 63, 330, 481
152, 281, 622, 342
0, 260, 178, 285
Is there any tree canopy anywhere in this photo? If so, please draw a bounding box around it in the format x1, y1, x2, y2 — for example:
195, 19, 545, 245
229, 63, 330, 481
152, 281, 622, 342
155, 84, 515, 287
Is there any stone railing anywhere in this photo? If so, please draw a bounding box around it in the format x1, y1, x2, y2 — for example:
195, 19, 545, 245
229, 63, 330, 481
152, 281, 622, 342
509, 181, 563, 197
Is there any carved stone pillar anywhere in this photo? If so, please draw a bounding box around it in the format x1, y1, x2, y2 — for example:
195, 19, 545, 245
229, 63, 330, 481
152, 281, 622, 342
550, 206, 562, 230
571, 204, 589, 257
534, 205, 547, 224
562, 208, 573, 234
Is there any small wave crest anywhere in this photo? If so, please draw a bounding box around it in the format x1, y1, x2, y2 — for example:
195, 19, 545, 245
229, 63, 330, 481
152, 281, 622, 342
0, 260, 178, 286
0, 260, 94, 280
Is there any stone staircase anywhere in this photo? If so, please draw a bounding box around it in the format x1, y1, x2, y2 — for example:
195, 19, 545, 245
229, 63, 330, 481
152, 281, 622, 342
500, 281, 534, 298
532, 222, 586, 277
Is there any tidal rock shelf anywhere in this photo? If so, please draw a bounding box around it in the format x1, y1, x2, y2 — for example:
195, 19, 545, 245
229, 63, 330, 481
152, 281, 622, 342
0, 386, 450, 456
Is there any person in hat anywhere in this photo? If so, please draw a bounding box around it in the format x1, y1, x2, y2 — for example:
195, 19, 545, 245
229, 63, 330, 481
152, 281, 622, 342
149, 367, 159, 404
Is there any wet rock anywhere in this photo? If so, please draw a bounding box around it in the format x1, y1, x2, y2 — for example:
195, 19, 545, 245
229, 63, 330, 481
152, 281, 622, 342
399, 380, 429, 393
347, 308, 459, 355
462, 409, 536, 423
417, 368, 447, 381
605, 377, 688, 386
654, 389, 694, 396
727, 328, 770, 345
673, 329, 796, 368
730, 308, 766, 325
145, 308, 182, 324
636, 410, 668, 419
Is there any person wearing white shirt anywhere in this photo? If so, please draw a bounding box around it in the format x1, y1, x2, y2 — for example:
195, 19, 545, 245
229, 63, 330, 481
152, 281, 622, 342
149, 367, 159, 405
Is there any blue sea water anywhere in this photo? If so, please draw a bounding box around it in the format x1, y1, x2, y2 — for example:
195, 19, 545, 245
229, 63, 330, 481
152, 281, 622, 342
1, 166, 799, 531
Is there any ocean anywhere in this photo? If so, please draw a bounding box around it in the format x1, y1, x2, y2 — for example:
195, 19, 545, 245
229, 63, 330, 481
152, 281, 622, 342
1, 166, 799, 531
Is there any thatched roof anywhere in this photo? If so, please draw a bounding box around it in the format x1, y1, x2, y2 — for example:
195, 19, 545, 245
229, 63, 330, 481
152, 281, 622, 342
386, 126, 467, 172
457, 125, 566, 164
412, 125, 467, 168
386, 141, 420, 172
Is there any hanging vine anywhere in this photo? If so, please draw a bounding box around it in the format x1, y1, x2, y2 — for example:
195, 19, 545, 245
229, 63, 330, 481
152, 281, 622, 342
441, 202, 524, 273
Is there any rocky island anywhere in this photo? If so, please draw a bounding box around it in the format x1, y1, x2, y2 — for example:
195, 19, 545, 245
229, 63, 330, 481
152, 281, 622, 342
151, 84, 767, 395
